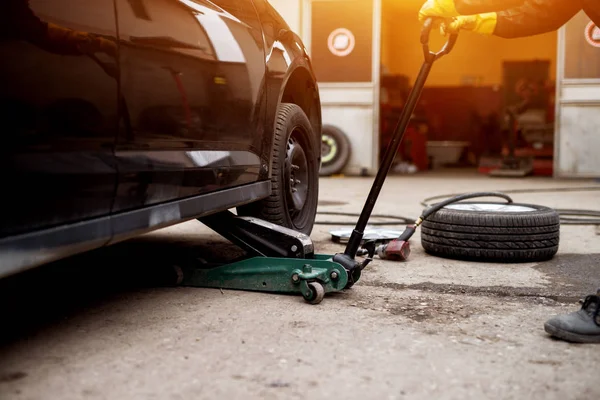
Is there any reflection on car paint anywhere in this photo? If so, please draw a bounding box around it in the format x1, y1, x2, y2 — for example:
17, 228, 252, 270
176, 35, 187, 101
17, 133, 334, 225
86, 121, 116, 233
270, 41, 291, 66
185, 150, 260, 168
0, 0, 119, 237
115, 150, 259, 169
180, 0, 247, 63
0, 0, 322, 280
114, 0, 266, 211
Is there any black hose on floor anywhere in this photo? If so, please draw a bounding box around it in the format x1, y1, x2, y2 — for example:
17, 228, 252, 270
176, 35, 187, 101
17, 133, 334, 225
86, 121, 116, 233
419, 191, 513, 221
420, 187, 600, 226
553, 209, 600, 225
420, 186, 600, 208
316, 186, 600, 226
315, 211, 415, 226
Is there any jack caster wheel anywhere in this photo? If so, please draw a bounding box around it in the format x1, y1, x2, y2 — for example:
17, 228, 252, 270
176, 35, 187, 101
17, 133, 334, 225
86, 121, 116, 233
303, 282, 325, 304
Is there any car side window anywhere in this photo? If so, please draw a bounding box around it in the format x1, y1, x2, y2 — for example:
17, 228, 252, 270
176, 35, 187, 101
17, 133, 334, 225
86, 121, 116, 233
247, 0, 267, 13
119, 0, 216, 60
211, 0, 244, 14
208, 0, 264, 49
126, 0, 152, 20
210, 0, 258, 25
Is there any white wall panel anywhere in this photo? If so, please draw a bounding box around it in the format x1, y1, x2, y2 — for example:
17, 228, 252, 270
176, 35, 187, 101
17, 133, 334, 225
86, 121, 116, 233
321, 105, 377, 175
555, 12, 600, 177
556, 104, 600, 177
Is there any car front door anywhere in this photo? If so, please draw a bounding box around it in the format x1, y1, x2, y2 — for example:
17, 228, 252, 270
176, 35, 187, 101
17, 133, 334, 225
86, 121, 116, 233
113, 0, 267, 218
0, 0, 119, 240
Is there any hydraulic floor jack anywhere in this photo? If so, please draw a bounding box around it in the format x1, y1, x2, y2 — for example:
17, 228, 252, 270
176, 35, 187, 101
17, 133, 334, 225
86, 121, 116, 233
177, 20, 458, 304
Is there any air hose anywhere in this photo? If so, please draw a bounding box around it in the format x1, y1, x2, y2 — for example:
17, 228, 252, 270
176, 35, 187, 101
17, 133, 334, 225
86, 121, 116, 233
343, 187, 600, 261
316, 187, 600, 227
316, 211, 415, 226
385, 192, 516, 245
421, 186, 600, 226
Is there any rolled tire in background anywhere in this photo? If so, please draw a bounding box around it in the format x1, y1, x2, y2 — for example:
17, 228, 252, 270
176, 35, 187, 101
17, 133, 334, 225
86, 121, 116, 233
319, 124, 351, 176
238, 103, 319, 235
420, 202, 560, 263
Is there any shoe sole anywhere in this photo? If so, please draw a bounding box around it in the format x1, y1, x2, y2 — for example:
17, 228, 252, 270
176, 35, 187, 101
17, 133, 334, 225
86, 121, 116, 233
544, 323, 600, 344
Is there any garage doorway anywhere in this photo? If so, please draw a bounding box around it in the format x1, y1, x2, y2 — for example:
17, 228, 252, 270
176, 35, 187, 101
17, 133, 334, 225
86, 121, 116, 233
379, 0, 558, 175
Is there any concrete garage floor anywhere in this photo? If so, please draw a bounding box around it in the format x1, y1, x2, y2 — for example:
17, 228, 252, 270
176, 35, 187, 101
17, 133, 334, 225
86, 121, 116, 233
1, 171, 599, 400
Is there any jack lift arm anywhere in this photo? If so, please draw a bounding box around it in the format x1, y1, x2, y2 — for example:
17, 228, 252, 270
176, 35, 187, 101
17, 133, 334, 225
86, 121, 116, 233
179, 211, 348, 304
176, 19, 457, 304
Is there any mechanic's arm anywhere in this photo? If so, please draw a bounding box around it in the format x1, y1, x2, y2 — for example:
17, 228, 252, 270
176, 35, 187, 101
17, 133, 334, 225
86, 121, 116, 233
455, 0, 525, 14
419, 0, 526, 21
447, 0, 583, 38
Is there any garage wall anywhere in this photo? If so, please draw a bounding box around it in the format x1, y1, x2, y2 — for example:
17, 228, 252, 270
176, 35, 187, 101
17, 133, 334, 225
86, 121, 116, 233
267, 0, 303, 34
303, 0, 382, 175
270, 0, 558, 87
381, 3, 557, 86
554, 11, 600, 177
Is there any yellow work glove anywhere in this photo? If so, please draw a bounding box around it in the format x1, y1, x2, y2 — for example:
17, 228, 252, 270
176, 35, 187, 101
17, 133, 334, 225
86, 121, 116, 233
418, 0, 459, 22
442, 13, 498, 35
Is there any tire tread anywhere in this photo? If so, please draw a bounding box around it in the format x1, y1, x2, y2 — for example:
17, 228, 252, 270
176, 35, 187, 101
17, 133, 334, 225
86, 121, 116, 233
237, 103, 318, 234
420, 203, 560, 262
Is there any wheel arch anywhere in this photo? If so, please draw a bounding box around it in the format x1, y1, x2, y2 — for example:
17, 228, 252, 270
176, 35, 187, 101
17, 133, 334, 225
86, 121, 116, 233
279, 65, 322, 156
261, 28, 322, 177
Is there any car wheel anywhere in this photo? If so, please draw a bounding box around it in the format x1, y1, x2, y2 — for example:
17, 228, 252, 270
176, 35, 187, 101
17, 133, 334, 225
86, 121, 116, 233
238, 103, 319, 235
319, 125, 351, 176
420, 202, 560, 262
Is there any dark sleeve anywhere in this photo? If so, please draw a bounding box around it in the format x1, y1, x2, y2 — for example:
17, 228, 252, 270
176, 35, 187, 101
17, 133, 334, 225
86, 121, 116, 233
455, 0, 526, 14
494, 0, 582, 38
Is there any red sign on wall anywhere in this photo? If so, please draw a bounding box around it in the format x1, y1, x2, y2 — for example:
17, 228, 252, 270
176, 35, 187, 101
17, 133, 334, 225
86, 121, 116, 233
310, 0, 373, 83
584, 21, 600, 48
564, 12, 600, 79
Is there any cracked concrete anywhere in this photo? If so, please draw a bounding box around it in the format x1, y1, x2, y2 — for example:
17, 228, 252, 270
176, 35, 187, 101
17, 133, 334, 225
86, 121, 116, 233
0, 171, 599, 400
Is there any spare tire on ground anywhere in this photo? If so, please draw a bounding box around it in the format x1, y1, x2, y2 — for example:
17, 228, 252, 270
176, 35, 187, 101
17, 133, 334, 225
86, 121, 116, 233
319, 125, 351, 176
420, 202, 560, 263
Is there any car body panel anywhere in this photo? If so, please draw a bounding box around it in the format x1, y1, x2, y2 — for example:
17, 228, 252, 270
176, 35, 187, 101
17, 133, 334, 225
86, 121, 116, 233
0, 0, 320, 279
253, 0, 322, 168
0, 0, 120, 238
0, 180, 270, 278
113, 0, 267, 213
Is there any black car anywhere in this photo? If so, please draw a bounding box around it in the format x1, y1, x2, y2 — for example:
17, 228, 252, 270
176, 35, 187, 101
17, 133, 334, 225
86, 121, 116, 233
0, 0, 322, 278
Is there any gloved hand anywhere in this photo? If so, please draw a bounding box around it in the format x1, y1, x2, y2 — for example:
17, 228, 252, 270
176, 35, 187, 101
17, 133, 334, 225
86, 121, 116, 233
441, 12, 498, 35
418, 0, 459, 22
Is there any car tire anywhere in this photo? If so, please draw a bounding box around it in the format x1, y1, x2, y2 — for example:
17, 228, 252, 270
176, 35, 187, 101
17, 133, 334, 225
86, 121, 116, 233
319, 125, 351, 176
238, 103, 319, 235
420, 202, 560, 263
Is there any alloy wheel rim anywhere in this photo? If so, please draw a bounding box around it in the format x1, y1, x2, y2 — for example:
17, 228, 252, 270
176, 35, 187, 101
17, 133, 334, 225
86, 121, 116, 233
321, 134, 337, 164
285, 129, 309, 222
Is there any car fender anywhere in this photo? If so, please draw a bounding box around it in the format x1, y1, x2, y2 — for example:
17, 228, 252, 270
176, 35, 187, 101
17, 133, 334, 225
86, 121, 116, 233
263, 30, 322, 176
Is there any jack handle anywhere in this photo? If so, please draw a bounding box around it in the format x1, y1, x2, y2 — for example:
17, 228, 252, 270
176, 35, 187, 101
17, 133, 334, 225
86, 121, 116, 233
421, 18, 458, 63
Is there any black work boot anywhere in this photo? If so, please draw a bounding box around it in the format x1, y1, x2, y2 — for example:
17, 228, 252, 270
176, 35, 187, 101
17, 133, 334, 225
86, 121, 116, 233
544, 289, 600, 343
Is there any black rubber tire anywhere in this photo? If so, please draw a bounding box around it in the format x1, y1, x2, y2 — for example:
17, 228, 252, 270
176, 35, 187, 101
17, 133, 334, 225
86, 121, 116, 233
319, 125, 351, 176
420, 202, 560, 263
238, 103, 319, 235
